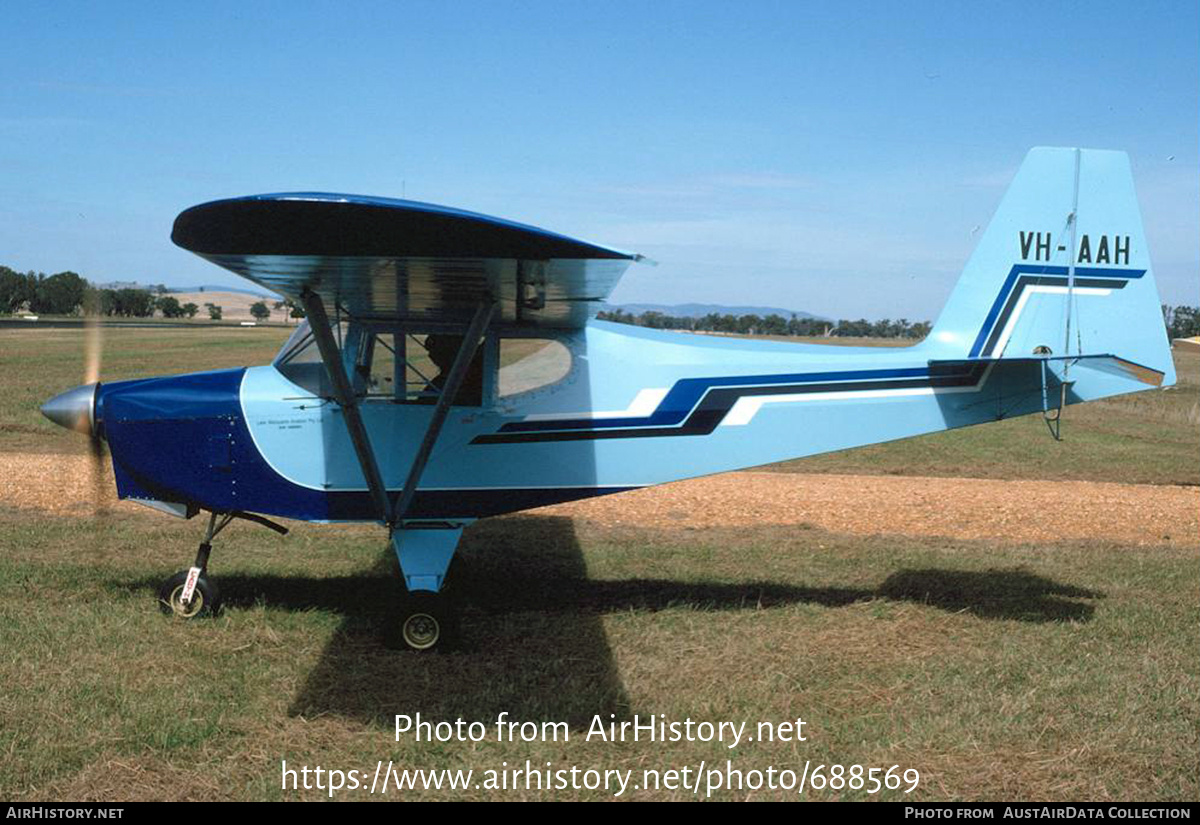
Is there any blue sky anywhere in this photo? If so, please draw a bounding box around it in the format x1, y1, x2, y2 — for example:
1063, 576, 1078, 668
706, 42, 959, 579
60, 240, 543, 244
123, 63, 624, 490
2, 1, 1196, 320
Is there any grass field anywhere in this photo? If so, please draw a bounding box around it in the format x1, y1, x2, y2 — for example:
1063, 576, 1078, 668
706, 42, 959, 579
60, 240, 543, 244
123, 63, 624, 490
0, 325, 1196, 801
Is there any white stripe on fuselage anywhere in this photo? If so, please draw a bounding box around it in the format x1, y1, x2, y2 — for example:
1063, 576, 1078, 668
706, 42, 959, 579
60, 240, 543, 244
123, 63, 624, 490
988, 286, 1110, 356
719, 373, 990, 427
516, 387, 669, 421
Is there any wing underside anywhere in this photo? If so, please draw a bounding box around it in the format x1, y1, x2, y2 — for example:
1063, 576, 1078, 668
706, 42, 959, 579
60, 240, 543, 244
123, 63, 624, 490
172, 193, 642, 328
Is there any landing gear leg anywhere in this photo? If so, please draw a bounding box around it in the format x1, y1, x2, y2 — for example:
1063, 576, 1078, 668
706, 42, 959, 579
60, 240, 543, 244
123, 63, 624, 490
157, 511, 286, 619
302, 291, 495, 650
158, 512, 231, 619
384, 525, 467, 651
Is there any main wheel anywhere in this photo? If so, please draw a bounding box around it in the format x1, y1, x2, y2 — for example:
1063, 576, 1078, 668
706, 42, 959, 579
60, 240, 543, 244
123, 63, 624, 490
158, 570, 222, 618
385, 592, 458, 652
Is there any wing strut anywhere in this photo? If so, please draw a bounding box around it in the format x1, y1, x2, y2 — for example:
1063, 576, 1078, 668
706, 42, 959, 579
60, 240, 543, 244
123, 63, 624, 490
391, 299, 496, 525
301, 288, 497, 529
300, 288, 392, 524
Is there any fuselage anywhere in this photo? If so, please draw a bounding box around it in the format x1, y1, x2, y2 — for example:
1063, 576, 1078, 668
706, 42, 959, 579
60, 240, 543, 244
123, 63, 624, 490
96, 313, 1159, 524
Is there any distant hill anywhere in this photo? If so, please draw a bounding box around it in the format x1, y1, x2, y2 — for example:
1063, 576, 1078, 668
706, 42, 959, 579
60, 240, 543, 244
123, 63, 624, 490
93, 285, 819, 323
170, 290, 298, 324
168, 284, 279, 298
93, 281, 278, 299
603, 302, 826, 321
93, 280, 151, 291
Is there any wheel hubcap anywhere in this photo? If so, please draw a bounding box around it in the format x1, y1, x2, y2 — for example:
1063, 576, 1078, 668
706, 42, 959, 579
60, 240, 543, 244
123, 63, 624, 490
168, 585, 204, 618
402, 612, 440, 650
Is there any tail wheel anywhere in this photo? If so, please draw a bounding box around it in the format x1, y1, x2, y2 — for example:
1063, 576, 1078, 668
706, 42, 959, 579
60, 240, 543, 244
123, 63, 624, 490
158, 570, 222, 618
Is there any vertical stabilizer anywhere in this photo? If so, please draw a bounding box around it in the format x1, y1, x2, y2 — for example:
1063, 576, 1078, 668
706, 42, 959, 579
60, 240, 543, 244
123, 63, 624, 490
923, 147, 1174, 387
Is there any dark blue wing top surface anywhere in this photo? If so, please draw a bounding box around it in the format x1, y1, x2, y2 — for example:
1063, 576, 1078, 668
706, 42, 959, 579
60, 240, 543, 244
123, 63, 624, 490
171, 193, 642, 328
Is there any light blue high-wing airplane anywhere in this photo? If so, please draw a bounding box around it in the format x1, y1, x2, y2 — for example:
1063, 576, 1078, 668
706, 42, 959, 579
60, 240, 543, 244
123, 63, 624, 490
41, 148, 1175, 650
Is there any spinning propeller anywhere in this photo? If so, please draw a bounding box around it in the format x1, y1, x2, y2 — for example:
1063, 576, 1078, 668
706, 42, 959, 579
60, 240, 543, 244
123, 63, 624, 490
40, 314, 107, 515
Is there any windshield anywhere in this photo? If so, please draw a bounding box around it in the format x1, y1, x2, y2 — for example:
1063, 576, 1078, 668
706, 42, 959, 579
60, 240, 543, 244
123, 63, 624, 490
272, 319, 356, 367
273, 319, 314, 365
272, 320, 351, 395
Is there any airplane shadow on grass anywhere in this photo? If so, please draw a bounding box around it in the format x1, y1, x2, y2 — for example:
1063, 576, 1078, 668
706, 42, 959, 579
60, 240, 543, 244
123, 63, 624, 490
118, 515, 1104, 726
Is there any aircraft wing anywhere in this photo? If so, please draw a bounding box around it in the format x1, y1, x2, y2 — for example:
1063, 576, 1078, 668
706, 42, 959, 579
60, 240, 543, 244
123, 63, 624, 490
171, 193, 644, 328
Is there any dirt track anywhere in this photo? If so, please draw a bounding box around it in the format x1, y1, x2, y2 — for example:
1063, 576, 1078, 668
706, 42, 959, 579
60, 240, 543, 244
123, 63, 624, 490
2, 451, 1196, 547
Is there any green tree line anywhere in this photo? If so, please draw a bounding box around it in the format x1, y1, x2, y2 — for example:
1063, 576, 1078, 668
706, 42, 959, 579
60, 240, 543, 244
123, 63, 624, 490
599, 305, 1200, 341
0, 266, 201, 319
1162, 305, 1200, 340
596, 309, 933, 339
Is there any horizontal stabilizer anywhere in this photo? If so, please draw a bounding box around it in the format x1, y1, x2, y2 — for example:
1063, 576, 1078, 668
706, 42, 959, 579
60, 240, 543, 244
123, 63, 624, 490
930, 353, 1165, 391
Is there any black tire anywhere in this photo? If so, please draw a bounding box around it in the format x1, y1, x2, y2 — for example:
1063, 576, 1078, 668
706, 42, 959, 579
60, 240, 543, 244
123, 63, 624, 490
157, 570, 222, 618
384, 591, 459, 652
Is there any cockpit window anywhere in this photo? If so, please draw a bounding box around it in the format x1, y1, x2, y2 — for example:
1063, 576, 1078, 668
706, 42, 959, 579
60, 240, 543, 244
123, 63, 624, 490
419, 334, 484, 406
498, 338, 571, 397
362, 332, 484, 406
273, 320, 485, 406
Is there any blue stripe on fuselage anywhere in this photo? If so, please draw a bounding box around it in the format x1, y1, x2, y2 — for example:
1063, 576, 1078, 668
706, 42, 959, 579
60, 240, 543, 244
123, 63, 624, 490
500, 366, 934, 433
968, 265, 1145, 358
